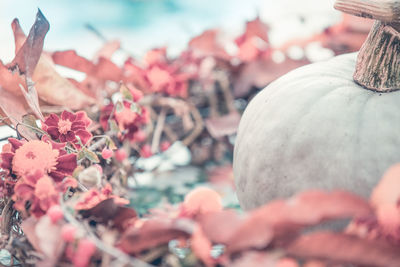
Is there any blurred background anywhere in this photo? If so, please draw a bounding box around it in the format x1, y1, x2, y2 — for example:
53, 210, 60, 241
0, 0, 339, 61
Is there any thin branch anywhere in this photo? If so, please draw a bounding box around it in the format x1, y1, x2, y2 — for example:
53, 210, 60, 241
151, 107, 167, 153
60, 197, 155, 267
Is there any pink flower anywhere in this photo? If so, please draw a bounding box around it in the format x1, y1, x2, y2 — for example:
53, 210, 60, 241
100, 102, 149, 142
42, 111, 92, 148
12, 170, 77, 217
145, 64, 190, 98
75, 183, 129, 210
0, 136, 77, 183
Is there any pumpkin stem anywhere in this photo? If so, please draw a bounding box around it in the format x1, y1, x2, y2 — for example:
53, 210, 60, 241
334, 0, 400, 24
335, 0, 400, 92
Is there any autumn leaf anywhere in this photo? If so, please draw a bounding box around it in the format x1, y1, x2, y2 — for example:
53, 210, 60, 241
233, 57, 310, 97
8, 9, 49, 77
286, 231, 400, 266
189, 30, 231, 60
1, 10, 49, 121
79, 198, 137, 232
118, 218, 194, 254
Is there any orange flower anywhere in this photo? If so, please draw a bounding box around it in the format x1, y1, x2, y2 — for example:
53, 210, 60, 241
1, 137, 77, 183
13, 170, 77, 217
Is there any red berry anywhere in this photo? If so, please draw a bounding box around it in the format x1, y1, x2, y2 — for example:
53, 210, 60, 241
47, 205, 64, 223
61, 224, 77, 242
115, 148, 128, 162
140, 144, 152, 158
160, 141, 171, 152
73, 238, 96, 267
101, 148, 113, 159
134, 130, 147, 143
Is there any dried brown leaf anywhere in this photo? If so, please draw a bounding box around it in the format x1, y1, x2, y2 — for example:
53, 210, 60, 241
118, 218, 194, 254
205, 112, 241, 138
371, 164, 400, 209
8, 9, 49, 77
286, 231, 400, 267
79, 198, 137, 232
32, 54, 95, 109
233, 57, 310, 97
189, 30, 230, 60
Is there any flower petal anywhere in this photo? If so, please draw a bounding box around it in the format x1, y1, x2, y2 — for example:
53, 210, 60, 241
56, 153, 77, 175
44, 114, 60, 127
8, 138, 23, 151
47, 127, 61, 140
76, 130, 92, 145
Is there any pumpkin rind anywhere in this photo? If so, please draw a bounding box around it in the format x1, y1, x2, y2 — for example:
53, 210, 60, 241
233, 52, 400, 210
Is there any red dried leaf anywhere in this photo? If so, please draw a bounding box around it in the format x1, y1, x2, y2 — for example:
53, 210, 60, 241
235, 17, 269, 47
32, 53, 95, 109
233, 57, 310, 97
286, 231, 400, 266
252, 191, 372, 234
189, 30, 230, 60
11, 19, 26, 53
94, 57, 123, 81
235, 17, 270, 62
371, 164, 400, 209
199, 210, 244, 244
8, 9, 49, 77
94, 40, 120, 60
0, 86, 28, 125
79, 198, 137, 232
118, 218, 194, 254
5, 10, 49, 120
0, 61, 25, 95
226, 212, 274, 254
21, 215, 65, 265
229, 251, 283, 267
205, 112, 241, 138
191, 226, 214, 267
52, 50, 123, 82
52, 50, 95, 74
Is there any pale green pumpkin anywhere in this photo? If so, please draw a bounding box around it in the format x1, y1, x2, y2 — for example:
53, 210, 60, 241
233, 0, 400, 210
234, 53, 400, 210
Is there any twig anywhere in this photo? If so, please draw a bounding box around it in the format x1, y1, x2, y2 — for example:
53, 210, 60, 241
151, 107, 167, 153
1, 199, 14, 236
216, 71, 236, 113
60, 197, 155, 267
139, 246, 169, 263
182, 103, 204, 146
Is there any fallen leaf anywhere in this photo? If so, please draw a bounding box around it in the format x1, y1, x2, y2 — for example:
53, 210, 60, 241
198, 210, 243, 244
32, 53, 95, 109
52, 50, 95, 74
205, 112, 241, 138
8, 9, 49, 77
230, 251, 281, 267
371, 164, 400, 209
94, 40, 120, 60
189, 30, 230, 60
118, 218, 194, 254
191, 226, 214, 267
79, 198, 137, 232
286, 231, 400, 267
233, 57, 310, 97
